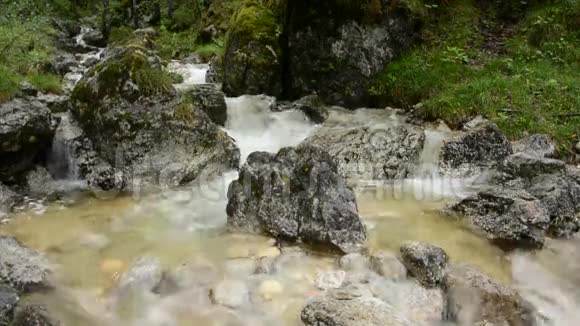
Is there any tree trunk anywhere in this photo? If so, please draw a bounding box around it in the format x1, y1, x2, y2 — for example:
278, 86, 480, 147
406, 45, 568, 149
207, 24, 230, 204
168, 0, 174, 19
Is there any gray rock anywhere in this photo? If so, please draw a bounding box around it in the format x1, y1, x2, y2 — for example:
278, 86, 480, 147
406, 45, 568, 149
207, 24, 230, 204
440, 123, 512, 176
70, 47, 239, 192
369, 251, 407, 281
0, 99, 55, 182
0, 285, 19, 326
447, 188, 550, 249
19, 82, 38, 97
370, 280, 445, 325
185, 84, 227, 126
54, 53, 77, 76
302, 125, 425, 181
205, 57, 222, 84
81, 29, 106, 47
301, 294, 412, 326
528, 173, 580, 237
494, 153, 567, 180
444, 264, 537, 326
210, 279, 250, 309
12, 304, 59, 326
400, 242, 448, 288
276, 95, 329, 124
462, 115, 488, 131
24, 167, 57, 198
316, 270, 346, 290
117, 257, 162, 294
226, 146, 367, 253
512, 134, 556, 158
0, 184, 18, 219
0, 237, 51, 293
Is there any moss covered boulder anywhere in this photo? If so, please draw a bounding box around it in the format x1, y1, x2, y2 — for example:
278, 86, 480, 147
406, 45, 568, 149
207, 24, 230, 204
222, 1, 283, 97
70, 47, 239, 191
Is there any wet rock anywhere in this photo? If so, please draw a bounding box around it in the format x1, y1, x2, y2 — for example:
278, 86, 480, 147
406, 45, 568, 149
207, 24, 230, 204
117, 257, 162, 294
528, 173, 580, 237
24, 167, 57, 199
222, 2, 282, 97
47, 112, 100, 181
185, 84, 227, 126
316, 271, 346, 291
462, 115, 488, 131
19, 82, 38, 97
12, 304, 58, 326
0, 237, 51, 293
210, 279, 250, 309
276, 95, 329, 124
494, 153, 567, 180
369, 251, 407, 281
205, 56, 222, 84
35, 94, 69, 113
54, 53, 77, 76
448, 188, 550, 249
370, 279, 445, 325
512, 134, 555, 158
444, 264, 537, 326
301, 294, 412, 326
0, 285, 19, 326
70, 47, 239, 191
400, 242, 448, 288
285, 2, 418, 107
0, 99, 55, 183
226, 146, 367, 253
440, 123, 512, 176
302, 125, 425, 181
0, 184, 18, 219
339, 253, 369, 271
81, 29, 107, 48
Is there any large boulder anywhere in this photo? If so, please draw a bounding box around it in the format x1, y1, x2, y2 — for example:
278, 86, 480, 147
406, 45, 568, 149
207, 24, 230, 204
226, 145, 367, 253
0, 237, 51, 293
439, 123, 512, 176
70, 47, 239, 191
301, 291, 412, 326
444, 264, 537, 325
302, 124, 425, 181
285, 0, 418, 107
275, 95, 329, 124
184, 84, 227, 126
0, 99, 55, 183
447, 188, 550, 249
222, 1, 282, 97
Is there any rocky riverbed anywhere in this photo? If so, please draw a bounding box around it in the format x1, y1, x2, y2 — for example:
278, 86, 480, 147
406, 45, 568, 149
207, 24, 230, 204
0, 25, 579, 326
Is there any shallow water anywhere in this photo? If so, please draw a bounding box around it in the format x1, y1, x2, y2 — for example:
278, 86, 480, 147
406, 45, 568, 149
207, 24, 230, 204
4, 65, 580, 325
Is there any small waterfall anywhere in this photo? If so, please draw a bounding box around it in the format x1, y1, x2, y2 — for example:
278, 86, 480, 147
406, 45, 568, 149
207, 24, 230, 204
167, 61, 209, 91
224, 95, 318, 162
47, 113, 83, 181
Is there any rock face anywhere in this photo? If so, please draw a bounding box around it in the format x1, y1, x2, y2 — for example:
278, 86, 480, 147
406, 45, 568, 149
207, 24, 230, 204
226, 145, 367, 253
440, 123, 512, 176
285, 0, 418, 107
302, 124, 425, 181
222, 1, 282, 97
0, 237, 51, 293
400, 242, 448, 288
448, 188, 550, 249
0, 99, 55, 183
301, 293, 412, 326
444, 264, 537, 325
70, 46, 239, 191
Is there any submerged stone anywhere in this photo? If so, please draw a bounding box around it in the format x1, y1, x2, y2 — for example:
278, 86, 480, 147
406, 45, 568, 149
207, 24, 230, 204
400, 242, 448, 288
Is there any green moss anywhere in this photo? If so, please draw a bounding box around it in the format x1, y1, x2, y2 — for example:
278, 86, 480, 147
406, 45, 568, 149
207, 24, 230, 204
0, 66, 20, 103
371, 0, 580, 157
227, 0, 280, 47
27, 73, 62, 94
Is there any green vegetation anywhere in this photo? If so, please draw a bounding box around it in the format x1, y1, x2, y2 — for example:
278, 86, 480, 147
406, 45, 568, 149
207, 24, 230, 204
371, 0, 580, 156
0, 0, 65, 102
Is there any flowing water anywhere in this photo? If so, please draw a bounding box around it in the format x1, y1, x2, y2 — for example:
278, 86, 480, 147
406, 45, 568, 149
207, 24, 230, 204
4, 64, 580, 325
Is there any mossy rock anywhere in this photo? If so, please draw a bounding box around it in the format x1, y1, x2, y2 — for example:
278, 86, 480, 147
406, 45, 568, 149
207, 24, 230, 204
222, 0, 283, 97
